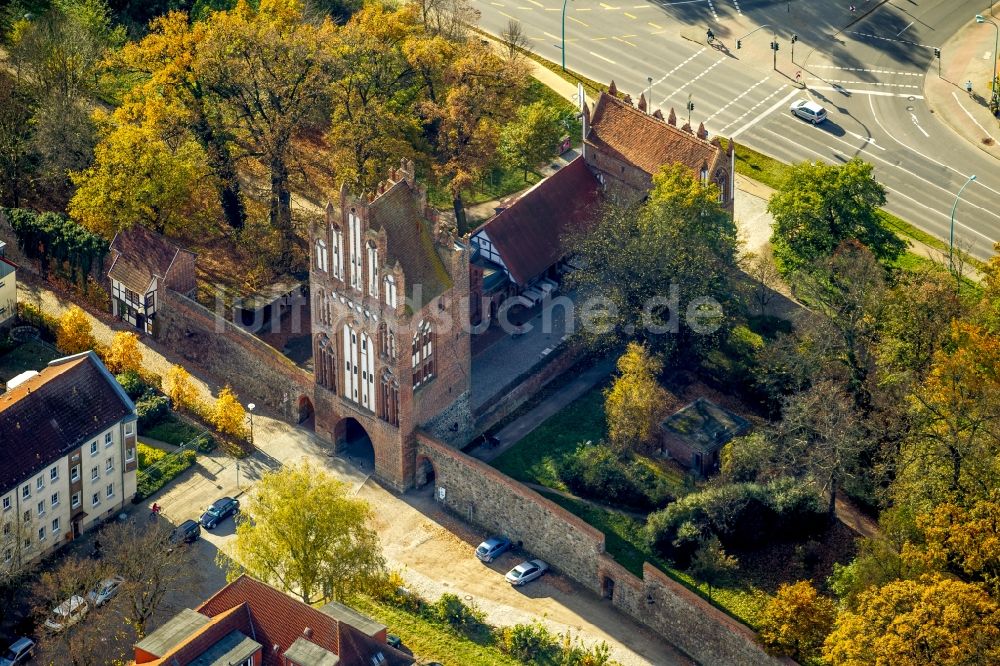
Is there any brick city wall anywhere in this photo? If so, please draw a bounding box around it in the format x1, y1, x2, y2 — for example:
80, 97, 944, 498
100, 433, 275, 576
417, 432, 790, 666
157, 290, 313, 420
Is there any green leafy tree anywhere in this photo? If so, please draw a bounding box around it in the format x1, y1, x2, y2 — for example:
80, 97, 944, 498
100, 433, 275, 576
767, 158, 904, 273
569, 163, 739, 359
688, 535, 738, 600
498, 101, 563, 180
604, 342, 669, 452
222, 461, 385, 604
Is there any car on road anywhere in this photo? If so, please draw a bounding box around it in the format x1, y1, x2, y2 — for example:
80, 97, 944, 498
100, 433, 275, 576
87, 576, 125, 607
0, 637, 36, 666
170, 519, 201, 544
43, 595, 89, 632
200, 497, 240, 529
790, 99, 828, 124
505, 559, 549, 586
475, 536, 512, 563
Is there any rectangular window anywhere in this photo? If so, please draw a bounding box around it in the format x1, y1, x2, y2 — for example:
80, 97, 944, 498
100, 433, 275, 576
37, 526, 45, 541
2, 496, 9, 511
145, 291, 155, 310
49, 466, 59, 482
35, 477, 43, 491
71, 494, 81, 509
91, 493, 100, 507
106, 484, 114, 499
36, 501, 44, 517
90, 441, 98, 456
22, 485, 30, 499
125, 447, 135, 463
105, 458, 113, 473
71, 466, 80, 482
23, 510, 30, 523
50, 492, 59, 508
105, 432, 113, 447
52, 518, 60, 533
125, 422, 134, 436
367, 244, 379, 298
91, 467, 99, 482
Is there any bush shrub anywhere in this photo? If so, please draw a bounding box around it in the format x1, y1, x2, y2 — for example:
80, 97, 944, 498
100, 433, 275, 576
143, 414, 217, 452
557, 443, 674, 511
136, 393, 170, 430
116, 369, 154, 401
497, 622, 559, 662
134, 444, 196, 499
646, 477, 825, 565
428, 593, 489, 638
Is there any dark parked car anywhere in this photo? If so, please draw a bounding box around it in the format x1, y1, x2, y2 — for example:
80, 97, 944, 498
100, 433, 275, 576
200, 497, 240, 529
170, 519, 201, 544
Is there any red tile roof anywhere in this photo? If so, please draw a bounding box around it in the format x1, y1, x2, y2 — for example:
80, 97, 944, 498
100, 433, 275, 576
108, 225, 193, 294
474, 156, 601, 286
587, 91, 721, 177
0, 352, 135, 492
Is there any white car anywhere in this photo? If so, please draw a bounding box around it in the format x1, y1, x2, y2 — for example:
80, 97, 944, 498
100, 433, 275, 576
505, 559, 549, 586
790, 99, 827, 124
88, 576, 125, 607
44, 595, 89, 632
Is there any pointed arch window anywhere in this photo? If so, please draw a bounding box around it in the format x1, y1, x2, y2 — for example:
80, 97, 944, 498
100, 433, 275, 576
315, 238, 328, 272
315, 335, 337, 393
349, 212, 362, 290
379, 322, 396, 360
380, 370, 400, 426
367, 242, 379, 298
412, 320, 434, 387
331, 225, 343, 280
384, 275, 397, 308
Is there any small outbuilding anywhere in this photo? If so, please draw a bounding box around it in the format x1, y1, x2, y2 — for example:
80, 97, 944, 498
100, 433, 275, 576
659, 397, 750, 476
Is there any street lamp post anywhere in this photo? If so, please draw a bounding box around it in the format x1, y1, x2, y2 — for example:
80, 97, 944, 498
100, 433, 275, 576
976, 15, 999, 109
648, 76, 653, 109
561, 0, 571, 71
686, 93, 694, 125
247, 402, 255, 448
949, 174, 977, 272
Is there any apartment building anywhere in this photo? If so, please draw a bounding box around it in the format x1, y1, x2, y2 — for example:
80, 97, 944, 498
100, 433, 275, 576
0, 351, 138, 572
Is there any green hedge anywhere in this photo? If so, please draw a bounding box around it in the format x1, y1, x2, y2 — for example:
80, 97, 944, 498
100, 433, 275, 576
134, 443, 196, 500
557, 443, 674, 511
143, 414, 216, 453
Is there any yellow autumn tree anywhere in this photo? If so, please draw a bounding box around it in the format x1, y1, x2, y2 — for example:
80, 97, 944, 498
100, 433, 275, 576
604, 342, 669, 452
103, 331, 143, 374
758, 581, 836, 662
824, 574, 1000, 666
211, 385, 247, 439
55, 305, 96, 355
164, 364, 199, 412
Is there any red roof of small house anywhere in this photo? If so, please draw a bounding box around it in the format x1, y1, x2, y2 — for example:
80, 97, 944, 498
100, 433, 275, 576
587, 90, 722, 178
474, 156, 601, 286
108, 225, 193, 294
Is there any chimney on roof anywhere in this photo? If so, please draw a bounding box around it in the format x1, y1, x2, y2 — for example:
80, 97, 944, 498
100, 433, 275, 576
638, 93, 647, 113
608, 80, 617, 97
273, 643, 281, 654
667, 108, 677, 126
303, 627, 313, 639
697, 122, 708, 140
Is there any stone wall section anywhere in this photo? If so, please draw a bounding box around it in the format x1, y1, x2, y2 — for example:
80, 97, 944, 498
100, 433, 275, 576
416, 432, 790, 666
157, 289, 313, 420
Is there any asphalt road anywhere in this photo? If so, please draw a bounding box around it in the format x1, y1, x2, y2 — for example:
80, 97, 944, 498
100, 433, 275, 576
476, 0, 1000, 260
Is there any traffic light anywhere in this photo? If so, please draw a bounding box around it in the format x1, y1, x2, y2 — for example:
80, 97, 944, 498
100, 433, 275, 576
687, 101, 695, 111
771, 41, 779, 51
792, 34, 798, 44
736, 39, 742, 49
934, 47, 941, 58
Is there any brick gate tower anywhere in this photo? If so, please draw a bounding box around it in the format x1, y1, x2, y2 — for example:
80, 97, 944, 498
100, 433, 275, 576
310, 159, 473, 491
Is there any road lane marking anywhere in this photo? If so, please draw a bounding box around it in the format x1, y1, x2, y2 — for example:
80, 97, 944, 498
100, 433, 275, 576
499, 10, 519, 20
846, 31, 936, 49
846, 131, 886, 150
526, 0, 545, 5
490, 1, 505, 5
613, 35, 637, 47
660, 56, 727, 106
896, 21, 914, 37
589, 50, 617, 64
730, 0, 742, 15
952, 91, 997, 144
810, 65, 922, 76
624, 12, 637, 18
909, 112, 930, 138
728, 87, 797, 139
648, 22, 662, 29
718, 85, 791, 134
569, 15, 588, 25
705, 75, 771, 122
644, 48, 706, 96
706, 0, 719, 20
812, 78, 920, 89
599, 2, 620, 7
808, 86, 924, 98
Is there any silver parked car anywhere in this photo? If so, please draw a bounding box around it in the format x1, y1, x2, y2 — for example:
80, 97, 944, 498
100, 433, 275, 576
790, 99, 827, 124
475, 536, 512, 563
88, 576, 125, 607
505, 559, 549, 586
0, 637, 36, 666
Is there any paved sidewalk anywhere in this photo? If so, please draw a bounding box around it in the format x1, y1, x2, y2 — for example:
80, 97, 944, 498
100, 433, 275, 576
925, 16, 1000, 160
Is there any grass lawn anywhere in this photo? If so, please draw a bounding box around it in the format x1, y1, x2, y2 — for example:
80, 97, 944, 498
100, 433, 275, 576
0, 338, 60, 385
143, 414, 216, 452
135, 443, 197, 500
350, 597, 521, 666
491, 383, 608, 489
538, 490, 770, 628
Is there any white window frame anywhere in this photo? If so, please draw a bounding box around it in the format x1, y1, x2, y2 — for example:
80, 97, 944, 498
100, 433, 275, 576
315, 238, 328, 272
106, 458, 114, 474
125, 423, 134, 436
91, 493, 100, 508
49, 466, 59, 482
106, 484, 114, 499
52, 517, 60, 533
71, 494, 81, 509
35, 477, 43, 491
367, 243, 379, 298
91, 467, 99, 482
36, 501, 44, 517
349, 212, 363, 291
21, 485, 30, 499
50, 492, 59, 508
37, 526, 45, 542
105, 432, 113, 448
125, 447, 135, 463
332, 226, 344, 280
384, 275, 397, 308
90, 441, 98, 456
1, 496, 9, 512
71, 466, 80, 482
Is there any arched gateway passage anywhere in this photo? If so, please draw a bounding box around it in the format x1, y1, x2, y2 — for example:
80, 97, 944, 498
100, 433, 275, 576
335, 417, 375, 474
